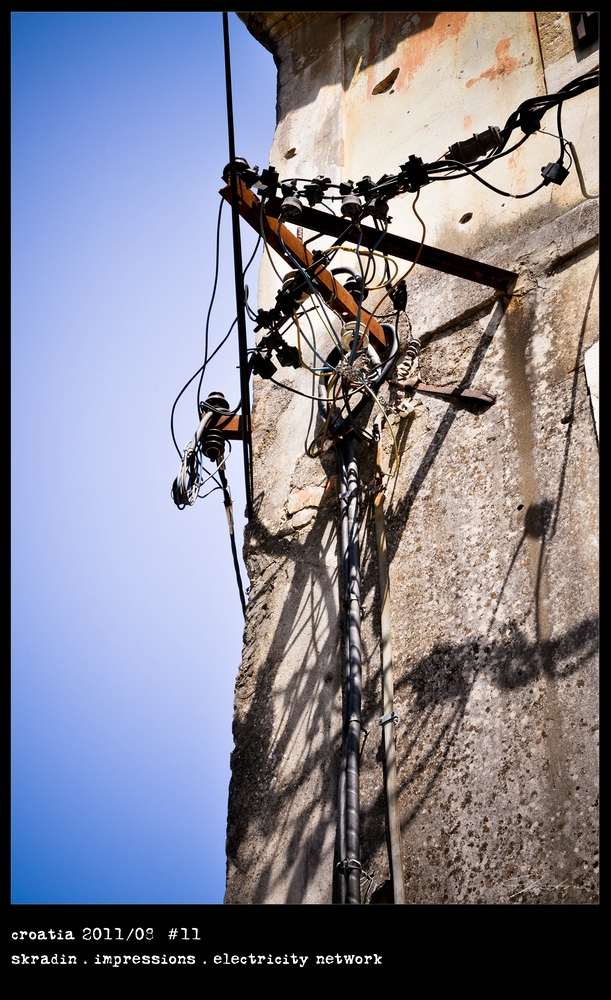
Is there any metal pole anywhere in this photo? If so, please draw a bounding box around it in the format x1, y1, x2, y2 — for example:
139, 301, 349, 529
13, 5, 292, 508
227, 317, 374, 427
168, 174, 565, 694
222, 12, 254, 519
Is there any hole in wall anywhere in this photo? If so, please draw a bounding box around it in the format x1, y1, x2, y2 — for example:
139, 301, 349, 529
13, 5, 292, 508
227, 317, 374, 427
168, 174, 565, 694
459, 212, 473, 224
372, 68, 400, 95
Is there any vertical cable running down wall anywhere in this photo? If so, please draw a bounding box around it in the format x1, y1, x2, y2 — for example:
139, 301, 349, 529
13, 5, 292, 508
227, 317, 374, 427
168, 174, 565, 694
373, 422, 406, 904
335, 436, 363, 904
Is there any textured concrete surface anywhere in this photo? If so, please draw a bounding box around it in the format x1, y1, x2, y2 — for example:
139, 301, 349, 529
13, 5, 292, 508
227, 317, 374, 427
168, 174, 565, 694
226, 11, 598, 904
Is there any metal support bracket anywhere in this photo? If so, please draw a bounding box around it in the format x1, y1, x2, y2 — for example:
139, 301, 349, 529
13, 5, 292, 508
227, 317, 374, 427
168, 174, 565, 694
220, 178, 388, 349
393, 377, 496, 406
379, 710, 399, 727
262, 196, 517, 293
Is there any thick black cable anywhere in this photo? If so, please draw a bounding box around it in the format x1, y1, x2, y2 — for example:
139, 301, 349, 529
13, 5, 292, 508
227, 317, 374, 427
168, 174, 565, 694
218, 465, 247, 617
335, 435, 362, 904
171, 365, 206, 458
273, 71, 598, 207
428, 132, 531, 179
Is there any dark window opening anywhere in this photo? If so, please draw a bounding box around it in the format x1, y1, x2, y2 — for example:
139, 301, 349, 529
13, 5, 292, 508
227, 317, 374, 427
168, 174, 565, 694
569, 12, 599, 52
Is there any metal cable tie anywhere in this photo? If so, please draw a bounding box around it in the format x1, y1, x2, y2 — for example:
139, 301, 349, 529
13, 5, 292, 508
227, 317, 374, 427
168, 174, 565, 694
336, 858, 362, 874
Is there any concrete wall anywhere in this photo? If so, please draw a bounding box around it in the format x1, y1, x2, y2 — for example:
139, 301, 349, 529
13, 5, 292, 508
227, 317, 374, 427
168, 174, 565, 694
226, 11, 598, 904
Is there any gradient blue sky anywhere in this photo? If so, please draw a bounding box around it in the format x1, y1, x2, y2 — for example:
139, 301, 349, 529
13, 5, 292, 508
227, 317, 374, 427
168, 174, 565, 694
12, 12, 276, 905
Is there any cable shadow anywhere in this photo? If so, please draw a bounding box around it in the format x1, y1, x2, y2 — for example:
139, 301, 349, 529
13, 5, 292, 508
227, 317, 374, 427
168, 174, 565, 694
226, 504, 344, 904
355, 268, 599, 887
394, 614, 598, 827
227, 261, 598, 902
385, 296, 507, 563
489, 262, 599, 658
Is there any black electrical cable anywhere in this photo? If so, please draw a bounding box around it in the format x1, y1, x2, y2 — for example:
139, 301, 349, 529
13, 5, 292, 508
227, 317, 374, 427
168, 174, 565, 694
435, 157, 548, 199
196, 211, 261, 407
218, 464, 247, 617
275, 216, 345, 334
430, 70, 599, 185
271, 71, 599, 211
268, 374, 348, 404
334, 434, 363, 904
315, 323, 398, 441
170, 319, 239, 458
171, 365, 206, 458
334, 435, 350, 904
196, 198, 225, 407
428, 132, 531, 178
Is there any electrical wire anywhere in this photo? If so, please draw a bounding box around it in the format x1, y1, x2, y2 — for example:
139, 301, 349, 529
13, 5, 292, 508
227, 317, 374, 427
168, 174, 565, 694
569, 141, 599, 199
293, 309, 336, 375
170, 318, 240, 457
223, 10, 254, 520
334, 435, 363, 904
217, 463, 247, 617
436, 156, 548, 199
196, 197, 225, 406
276, 216, 346, 348
362, 188, 426, 341
272, 71, 598, 213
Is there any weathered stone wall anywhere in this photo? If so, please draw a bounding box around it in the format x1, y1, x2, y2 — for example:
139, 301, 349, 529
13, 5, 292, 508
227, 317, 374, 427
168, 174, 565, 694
226, 11, 598, 904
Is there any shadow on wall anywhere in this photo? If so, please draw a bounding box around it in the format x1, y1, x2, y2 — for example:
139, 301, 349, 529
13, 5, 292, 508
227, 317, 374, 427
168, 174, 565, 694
386, 295, 507, 557
392, 612, 597, 817
227, 501, 598, 903
238, 11, 442, 111
227, 267, 598, 903
226, 506, 342, 904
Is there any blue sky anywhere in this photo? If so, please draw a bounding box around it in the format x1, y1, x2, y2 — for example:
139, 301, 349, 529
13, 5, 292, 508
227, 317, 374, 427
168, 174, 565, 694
11, 12, 276, 905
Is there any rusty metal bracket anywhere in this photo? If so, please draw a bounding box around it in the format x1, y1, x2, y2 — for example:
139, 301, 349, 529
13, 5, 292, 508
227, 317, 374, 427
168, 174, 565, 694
212, 413, 248, 440
262, 197, 517, 293
393, 377, 496, 405
220, 179, 388, 349
218, 172, 507, 438
379, 711, 399, 727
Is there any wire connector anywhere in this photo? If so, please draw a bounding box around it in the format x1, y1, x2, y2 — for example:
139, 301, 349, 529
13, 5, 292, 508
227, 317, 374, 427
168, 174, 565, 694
253, 165, 278, 198
541, 161, 570, 186
398, 155, 430, 192
447, 126, 503, 164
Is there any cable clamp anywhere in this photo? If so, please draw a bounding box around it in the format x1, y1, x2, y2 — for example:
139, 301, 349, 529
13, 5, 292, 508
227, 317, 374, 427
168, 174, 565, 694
336, 858, 362, 875
379, 710, 399, 727
344, 712, 363, 727
342, 716, 368, 737
336, 859, 375, 897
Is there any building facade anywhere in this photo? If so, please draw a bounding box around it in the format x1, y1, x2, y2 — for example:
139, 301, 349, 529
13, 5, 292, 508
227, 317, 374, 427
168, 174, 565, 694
225, 12, 599, 904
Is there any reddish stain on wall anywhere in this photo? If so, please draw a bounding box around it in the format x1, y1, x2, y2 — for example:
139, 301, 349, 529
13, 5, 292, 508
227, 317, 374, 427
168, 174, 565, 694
365, 12, 471, 93
466, 38, 520, 88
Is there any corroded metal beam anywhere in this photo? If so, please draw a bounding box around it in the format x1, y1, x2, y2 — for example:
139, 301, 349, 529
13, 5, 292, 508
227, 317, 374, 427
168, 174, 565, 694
220, 180, 388, 349
263, 199, 517, 293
